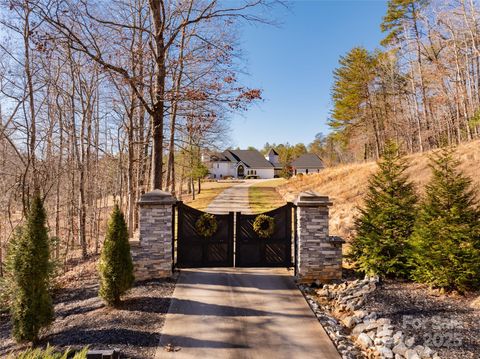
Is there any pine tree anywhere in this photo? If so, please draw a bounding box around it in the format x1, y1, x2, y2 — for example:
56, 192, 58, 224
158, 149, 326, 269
410, 148, 480, 291
99, 205, 134, 306
10, 195, 54, 343
348, 142, 418, 278
381, 0, 430, 47
330, 47, 377, 139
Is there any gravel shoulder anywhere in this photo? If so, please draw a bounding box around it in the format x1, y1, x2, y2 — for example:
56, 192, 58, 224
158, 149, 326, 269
0, 257, 176, 358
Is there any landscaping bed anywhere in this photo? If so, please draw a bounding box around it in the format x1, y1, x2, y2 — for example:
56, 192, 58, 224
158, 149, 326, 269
303, 277, 480, 359
0, 256, 176, 359
363, 281, 480, 359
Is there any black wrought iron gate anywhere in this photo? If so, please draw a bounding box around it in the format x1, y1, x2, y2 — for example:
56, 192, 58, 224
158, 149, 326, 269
175, 202, 294, 268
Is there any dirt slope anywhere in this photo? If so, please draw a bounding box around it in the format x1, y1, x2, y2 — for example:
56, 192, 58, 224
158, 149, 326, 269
278, 140, 480, 240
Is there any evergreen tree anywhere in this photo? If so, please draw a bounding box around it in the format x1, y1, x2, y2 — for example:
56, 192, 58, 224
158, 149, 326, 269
348, 142, 418, 277
410, 148, 480, 291
10, 195, 54, 343
99, 205, 134, 306
329, 47, 379, 153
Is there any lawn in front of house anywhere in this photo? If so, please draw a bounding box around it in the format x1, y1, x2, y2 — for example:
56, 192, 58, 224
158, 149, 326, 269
185, 181, 236, 211
249, 179, 287, 213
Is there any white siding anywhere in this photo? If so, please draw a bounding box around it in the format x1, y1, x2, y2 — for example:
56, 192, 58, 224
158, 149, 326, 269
209, 163, 275, 179
210, 162, 234, 178
295, 168, 321, 175
254, 168, 275, 179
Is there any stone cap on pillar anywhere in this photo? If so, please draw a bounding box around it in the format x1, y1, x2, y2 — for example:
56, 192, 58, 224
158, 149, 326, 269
138, 190, 177, 206
294, 190, 333, 207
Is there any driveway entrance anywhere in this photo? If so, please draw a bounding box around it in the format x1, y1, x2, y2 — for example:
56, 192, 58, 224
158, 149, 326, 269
157, 268, 341, 359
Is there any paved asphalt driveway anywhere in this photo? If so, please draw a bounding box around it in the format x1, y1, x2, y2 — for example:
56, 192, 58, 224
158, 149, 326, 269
157, 268, 340, 359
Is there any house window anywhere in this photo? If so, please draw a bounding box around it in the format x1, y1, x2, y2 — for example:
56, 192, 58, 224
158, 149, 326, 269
217, 163, 219, 168
306, 169, 309, 174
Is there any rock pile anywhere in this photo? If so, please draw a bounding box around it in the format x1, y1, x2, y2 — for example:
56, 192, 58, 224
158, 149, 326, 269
303, 277, 441, 359
302, 286, 363, 359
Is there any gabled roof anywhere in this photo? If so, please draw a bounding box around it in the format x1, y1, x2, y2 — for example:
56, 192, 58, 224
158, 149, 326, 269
267, 148, 279, 156
210, 152, 229, 161
291, 153, 324, 169
223, 149, 274, 168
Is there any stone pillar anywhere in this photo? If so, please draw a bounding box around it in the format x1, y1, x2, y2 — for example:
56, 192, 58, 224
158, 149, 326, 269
130, 190, 176, 281
294, 191, 344, 283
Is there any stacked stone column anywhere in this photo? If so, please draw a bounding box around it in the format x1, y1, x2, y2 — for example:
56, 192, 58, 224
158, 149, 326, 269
294, 191, 344, 283
130, 190, 176, 281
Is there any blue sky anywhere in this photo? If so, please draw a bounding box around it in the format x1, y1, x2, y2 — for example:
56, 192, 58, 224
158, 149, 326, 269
230, 0, 388, 149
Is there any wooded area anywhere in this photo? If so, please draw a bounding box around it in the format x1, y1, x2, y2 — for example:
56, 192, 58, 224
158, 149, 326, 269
0, 0, 274, 272
329, 0, 480, 162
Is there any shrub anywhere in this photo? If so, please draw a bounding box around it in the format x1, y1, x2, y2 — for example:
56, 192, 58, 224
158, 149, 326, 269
409, 148, 480, 291
10, 195, 54, 343
348, 142, 418, 278
99, 205, 134, 306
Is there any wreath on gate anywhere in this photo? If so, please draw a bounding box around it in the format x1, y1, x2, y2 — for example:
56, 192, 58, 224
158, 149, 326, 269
195, 213, 218, 238
253, 214, 275, 239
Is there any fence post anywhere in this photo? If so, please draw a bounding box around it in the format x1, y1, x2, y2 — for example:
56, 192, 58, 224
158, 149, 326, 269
294, 191, 343, 283
130, 190, 177, 281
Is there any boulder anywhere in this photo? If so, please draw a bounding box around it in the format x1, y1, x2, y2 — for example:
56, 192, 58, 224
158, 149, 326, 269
376, 318, 392, 326
354, 310, 368, 319
377, 346, 394, 359
393, 331, 403, 344
405, 349, 421, 359
356, 332, 373, 349
420, 346, 435, 358
352, 323, 368, 335
341, 316, 357, 329
392, 342, 408, 356
405, 337, 415, 348
377, 328, 393, 338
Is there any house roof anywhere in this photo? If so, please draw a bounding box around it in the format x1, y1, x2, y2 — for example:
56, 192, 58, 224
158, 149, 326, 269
291, 153, 324, 169
267, 148, 279, 156
223, 149, 274, 168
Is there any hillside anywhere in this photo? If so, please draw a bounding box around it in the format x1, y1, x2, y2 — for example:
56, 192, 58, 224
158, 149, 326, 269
278, 140, 480, 240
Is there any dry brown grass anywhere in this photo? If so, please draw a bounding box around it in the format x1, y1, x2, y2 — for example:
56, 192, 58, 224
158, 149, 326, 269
278, 140, 480, 239
249, 179, 287, 213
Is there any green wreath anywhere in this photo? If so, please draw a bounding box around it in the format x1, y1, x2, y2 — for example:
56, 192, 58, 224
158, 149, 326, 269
253, 214, 275, 239
195, 213, 218, 238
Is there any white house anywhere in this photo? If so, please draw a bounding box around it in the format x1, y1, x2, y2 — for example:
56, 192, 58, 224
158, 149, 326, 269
291, 153, 324, 175
207, 149, 275, 179
265, 148, 283, 177
206, 148, 325, 179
